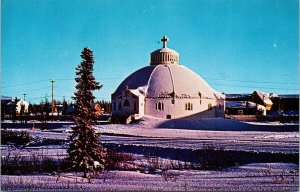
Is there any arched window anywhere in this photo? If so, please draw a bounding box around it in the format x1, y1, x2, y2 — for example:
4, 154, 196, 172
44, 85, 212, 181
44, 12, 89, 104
155, 102, 164, 111
123, 99, 130, 107
219, 104, 221, 110
118, 103, 121, 110
185, 103, 193, 111
208, 103, 212, 110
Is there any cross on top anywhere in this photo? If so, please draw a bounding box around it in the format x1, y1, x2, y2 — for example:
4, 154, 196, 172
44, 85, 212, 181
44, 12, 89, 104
161, 35, 168, 48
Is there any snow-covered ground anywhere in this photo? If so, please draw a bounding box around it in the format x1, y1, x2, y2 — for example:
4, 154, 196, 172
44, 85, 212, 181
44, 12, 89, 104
1, 163, 298, 191
1, 117, 299, 191
3, 116, 299, 155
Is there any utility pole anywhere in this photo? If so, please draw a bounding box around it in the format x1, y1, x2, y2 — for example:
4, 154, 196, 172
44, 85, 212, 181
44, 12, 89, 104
22, 93, 27, 101
50, 79, 55, 120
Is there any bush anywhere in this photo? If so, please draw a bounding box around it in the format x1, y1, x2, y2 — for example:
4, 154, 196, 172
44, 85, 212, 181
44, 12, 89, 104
197, 144, 236, 169
105, 151, 134, 170
1, 130, 32, 146
1, 150, 71, 175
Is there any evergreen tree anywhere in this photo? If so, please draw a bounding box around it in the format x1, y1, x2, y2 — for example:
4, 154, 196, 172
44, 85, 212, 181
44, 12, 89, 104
67, 47, 106, 178
62, 97, 68, 115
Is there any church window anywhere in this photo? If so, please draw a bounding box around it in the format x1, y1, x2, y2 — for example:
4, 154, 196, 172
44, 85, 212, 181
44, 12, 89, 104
219, 104, 222, 110
124, 99, 130, 107
185, 103, 193, 111
118, 103, 121, 110
134, 102, 137, 111
113, 102, 116, 111
208, 103, 212, 110
155, 102, 164, 111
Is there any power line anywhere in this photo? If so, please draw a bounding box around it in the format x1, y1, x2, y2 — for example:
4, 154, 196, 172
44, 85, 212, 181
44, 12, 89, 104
1, 80, 49, 88
213, 83, 299, 91
204, 77, 298, 85
11, 87, 50, 95
3, 77, 298, 89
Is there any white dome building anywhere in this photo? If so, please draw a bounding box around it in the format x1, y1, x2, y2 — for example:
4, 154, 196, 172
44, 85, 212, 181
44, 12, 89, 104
111, 36, 224, 121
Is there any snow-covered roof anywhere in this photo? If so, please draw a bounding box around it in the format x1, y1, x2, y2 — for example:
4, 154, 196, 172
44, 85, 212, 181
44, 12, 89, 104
269, 93, 279, 98
225, 101, 263, 109
254, 91, 273, 105
278, 94, 299, 99
113, 64, 218, 99
112, 36, 223, 100
129, 89, 144, 97
1, 96, 12, 100
213, 90, 225, 100
225, 94, 251, 99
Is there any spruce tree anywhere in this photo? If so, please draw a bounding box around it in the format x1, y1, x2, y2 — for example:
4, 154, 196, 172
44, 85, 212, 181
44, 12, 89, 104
67, 47, 106, 178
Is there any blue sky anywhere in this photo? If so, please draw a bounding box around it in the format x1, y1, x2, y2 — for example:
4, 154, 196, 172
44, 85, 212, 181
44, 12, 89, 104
2, 0, 299, 103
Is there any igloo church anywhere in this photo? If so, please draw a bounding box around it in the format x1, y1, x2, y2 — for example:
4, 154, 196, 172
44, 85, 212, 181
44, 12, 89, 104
111, 36, 225, 121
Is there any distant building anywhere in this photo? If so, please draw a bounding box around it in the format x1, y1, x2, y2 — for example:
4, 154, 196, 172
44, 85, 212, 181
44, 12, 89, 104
225, 91, 299, 117
225, 101, 266, 116
251, 91, 273, 111
111, 36, 225, 121
1, 96, 17, 120
269, 94, 299, 116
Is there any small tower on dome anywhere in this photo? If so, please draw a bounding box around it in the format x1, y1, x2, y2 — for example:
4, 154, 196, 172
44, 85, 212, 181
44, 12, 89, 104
150, 35, 179, 65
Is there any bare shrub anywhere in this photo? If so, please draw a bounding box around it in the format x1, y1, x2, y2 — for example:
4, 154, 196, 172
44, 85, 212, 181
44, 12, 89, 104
105, 151, 134, 170
1, 130, 32, 146
146, 156, 160, 173
161, 170, 180, 182
1, 151, 68, 174
198, 144, 235, 169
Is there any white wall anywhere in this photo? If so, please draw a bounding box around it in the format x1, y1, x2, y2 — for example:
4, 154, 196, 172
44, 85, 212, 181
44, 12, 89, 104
145, 97, 223, 119
111, 93, 145, 119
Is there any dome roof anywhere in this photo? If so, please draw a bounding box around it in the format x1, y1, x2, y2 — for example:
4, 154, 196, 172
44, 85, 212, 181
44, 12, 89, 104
112, 36, 223, 100
113, 64, 217, 99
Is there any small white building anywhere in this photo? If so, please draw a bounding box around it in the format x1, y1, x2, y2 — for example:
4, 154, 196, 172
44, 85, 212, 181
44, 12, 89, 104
111, 36, 225, 121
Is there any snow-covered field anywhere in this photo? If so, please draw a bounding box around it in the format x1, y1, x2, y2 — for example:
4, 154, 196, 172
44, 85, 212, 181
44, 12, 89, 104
1, 163, 299, 191
1, 117, 299, 191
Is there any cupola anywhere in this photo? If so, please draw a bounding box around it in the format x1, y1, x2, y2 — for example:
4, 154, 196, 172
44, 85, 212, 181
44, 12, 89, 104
150, 36, 179, 65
